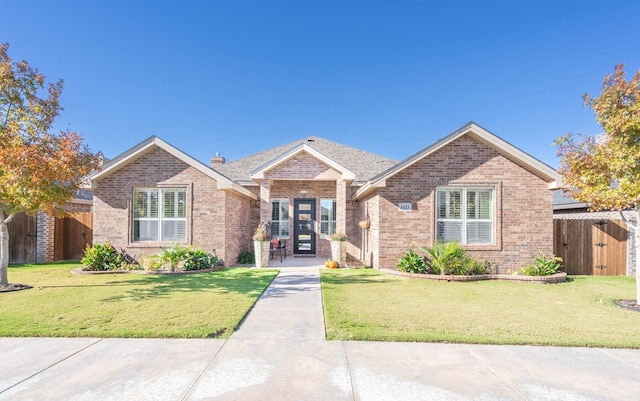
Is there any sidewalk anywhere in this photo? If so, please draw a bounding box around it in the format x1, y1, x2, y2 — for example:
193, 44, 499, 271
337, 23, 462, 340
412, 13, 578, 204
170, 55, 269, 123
1, 262, 640, 400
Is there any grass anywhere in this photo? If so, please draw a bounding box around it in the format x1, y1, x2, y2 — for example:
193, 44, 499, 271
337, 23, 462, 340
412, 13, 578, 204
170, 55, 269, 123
321, 269, 640, 348
0, 262, 278, 339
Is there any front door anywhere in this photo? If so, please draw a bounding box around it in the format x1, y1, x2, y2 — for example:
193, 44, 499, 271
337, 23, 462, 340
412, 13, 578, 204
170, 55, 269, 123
294, 198, 316, 255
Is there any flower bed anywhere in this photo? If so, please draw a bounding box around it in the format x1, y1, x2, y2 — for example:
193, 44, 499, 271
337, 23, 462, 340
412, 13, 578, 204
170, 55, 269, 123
71, 266, 224, 275
380, 268, 567, 283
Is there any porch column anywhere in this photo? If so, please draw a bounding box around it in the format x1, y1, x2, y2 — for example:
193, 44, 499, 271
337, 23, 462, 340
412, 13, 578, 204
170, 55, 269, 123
259, 179, 271, 225
336, 179, 347, 234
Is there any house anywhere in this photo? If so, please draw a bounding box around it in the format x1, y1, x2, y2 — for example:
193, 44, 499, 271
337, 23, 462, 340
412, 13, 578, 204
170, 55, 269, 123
553, 190, 636, 276
89, 122, 560, 272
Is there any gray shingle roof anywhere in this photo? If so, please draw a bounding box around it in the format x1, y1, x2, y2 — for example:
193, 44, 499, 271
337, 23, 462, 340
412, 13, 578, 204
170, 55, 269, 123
213, 136, 397, 185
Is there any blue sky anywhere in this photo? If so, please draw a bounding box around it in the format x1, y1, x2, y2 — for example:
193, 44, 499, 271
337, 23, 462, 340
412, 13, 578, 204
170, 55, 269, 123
2, 1, 639, 168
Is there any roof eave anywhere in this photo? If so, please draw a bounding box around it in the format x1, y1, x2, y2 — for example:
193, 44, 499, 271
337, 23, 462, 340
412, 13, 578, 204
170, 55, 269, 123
90, 136, 257, 200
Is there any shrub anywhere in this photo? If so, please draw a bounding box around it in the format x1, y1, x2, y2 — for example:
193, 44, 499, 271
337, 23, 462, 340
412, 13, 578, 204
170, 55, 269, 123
521, 254, 563, 276
422, 242, 491, 275
238, 251, 255, 264
423, 242, 474, 275
397, 247, 427, 273
184, 248, 218, 271
81, 243, 125, 271
156, 244, 189, 270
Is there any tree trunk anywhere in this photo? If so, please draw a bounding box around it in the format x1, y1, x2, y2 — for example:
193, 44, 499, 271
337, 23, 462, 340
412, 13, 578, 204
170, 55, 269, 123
0, 218, 11, 286
635, 208, 640, 303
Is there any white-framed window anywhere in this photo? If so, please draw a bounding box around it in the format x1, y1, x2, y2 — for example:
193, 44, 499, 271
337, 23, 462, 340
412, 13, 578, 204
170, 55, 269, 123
436, 187, 493, 244
320, 199, 337, 237
271, 199, 290, 238
133, 188, 187, 242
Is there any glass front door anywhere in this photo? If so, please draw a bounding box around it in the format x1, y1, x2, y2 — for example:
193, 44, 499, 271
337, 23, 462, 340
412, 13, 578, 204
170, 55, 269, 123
293, 198, 316, 255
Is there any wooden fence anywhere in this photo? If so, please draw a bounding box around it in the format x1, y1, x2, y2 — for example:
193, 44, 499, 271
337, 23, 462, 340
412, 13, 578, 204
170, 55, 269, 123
553, 218, 627, 276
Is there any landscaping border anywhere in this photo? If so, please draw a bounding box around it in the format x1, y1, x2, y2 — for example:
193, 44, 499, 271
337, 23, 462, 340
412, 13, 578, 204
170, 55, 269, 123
379, 268, 567, 283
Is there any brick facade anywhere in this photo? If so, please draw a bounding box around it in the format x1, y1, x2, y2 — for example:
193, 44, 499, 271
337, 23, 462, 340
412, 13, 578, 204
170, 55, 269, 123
370, 135, 553, 273
93, 147, 250, 264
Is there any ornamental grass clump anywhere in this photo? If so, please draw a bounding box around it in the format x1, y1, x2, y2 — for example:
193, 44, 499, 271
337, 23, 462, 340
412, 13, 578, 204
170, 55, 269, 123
154, 245, 218, 271
423, 241, 489, 275
397, 242, 489, 275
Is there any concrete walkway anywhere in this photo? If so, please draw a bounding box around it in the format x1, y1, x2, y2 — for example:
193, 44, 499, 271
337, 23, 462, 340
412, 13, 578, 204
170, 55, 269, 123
1, 261, 640, 400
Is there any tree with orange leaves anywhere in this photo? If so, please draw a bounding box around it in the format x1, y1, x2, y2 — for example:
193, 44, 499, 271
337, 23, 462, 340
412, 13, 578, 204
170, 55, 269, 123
0, 43, 102, 288
556, 64, 640, 304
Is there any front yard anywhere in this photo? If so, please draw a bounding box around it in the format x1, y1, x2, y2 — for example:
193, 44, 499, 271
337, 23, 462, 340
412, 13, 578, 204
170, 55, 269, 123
0, 262, 278, 338
321, 269, 640, 348
3, 263, 640, 348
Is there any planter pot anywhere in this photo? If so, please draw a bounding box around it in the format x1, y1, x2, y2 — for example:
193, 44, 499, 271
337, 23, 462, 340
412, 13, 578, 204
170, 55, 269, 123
330, 240, 346, 267
254, 240, 270, 268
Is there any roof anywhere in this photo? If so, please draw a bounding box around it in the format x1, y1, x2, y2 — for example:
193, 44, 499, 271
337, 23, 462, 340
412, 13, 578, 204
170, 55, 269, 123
553, 190, 588, 210
213, 136, 397, 185
355, 122, 562, 199
89, 136, 257, 200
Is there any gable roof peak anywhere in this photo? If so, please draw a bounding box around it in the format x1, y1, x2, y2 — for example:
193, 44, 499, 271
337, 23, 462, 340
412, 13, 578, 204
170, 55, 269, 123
89, 135, 256, 199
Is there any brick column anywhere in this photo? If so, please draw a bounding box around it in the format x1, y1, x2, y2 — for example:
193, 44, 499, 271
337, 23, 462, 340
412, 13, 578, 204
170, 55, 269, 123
36, 211, 55, 262
336, 179, 346, 234
259, 179, 271, 225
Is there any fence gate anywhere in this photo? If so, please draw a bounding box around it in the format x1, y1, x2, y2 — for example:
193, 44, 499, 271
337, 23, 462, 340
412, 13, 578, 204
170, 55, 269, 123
54, 212, 93, 261
554, 219, 627, 276
7, 212, 37, 264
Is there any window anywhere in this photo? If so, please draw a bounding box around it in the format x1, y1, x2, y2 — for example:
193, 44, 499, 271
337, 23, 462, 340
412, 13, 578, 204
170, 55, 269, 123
320, 199, 337, 237
271, 199, 290, 238
436, 187, 493, 244
133, 188, 187, 242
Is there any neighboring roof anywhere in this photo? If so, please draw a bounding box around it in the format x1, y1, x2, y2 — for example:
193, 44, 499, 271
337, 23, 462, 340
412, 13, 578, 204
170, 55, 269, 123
553, 190, 588, 210
89, 136, 257, 200
214, 136, 397, 185
355, 122, 562, 199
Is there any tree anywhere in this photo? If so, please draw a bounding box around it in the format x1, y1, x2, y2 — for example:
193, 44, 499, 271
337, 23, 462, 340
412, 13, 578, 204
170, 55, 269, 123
555, 64, 640, 304
0, 43, 102, 287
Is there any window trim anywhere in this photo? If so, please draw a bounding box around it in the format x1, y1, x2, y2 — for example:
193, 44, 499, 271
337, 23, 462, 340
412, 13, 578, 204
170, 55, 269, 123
435, 186, 495, 245
320, 198, 337, 238
270, 198, 290, 239
132, 187, 188, 243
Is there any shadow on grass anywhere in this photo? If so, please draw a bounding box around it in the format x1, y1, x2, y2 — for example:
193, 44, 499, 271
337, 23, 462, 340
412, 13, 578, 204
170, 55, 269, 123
100, 269, 277, 302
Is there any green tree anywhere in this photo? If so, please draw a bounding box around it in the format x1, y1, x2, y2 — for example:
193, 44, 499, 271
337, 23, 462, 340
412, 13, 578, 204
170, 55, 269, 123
0, 43, 102, 287
555, 64, 640, 303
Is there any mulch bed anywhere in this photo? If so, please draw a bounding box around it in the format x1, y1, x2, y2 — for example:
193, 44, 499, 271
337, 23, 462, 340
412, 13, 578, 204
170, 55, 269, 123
615, 300, 640, 312
0, 283, 33, 293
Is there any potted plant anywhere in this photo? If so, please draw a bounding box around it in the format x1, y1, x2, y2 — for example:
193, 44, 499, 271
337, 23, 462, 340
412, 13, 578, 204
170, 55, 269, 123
329, 232, 347, 267
253, 225, 270, 268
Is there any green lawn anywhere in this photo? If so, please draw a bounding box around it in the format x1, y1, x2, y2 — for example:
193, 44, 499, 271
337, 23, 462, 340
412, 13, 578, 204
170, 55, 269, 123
321, 269, 640, 348
0, 262, 278, 339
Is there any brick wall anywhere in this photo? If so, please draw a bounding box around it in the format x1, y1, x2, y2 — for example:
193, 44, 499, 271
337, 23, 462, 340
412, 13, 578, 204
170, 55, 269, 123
374, 135, 554, 273
93, 147, 243, 264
